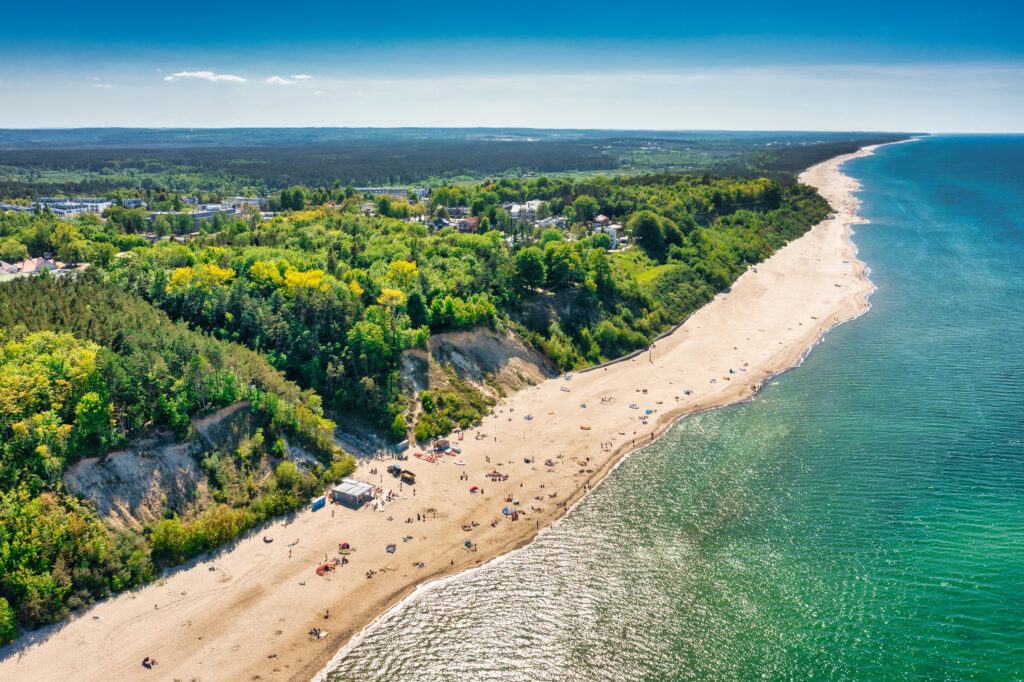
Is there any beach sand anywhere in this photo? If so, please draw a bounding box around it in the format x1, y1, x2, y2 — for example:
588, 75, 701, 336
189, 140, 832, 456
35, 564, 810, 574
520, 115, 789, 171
0, 145, 885, 681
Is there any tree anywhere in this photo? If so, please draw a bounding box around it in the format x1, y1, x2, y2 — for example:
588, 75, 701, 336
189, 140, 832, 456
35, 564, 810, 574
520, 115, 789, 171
124, 211, 145, 234
153, 215, 172, 238
0, 239, 28, 262
57, 240, 87, 264
544, 242, 581, 289
390, 413, 407, 440
73, 392, 113, 453
573, 195, 598, 223
515, 247, 546, 289
406, 292, 429, 328
540, 228, 563, 246
628, 210, 665, 255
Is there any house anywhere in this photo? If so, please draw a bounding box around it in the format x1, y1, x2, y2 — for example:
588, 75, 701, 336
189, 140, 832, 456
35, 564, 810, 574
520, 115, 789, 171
16, 257, 59, 275
536, 216, 566, 229
429, 217, 451, 231
595, 222, 622, 248
456, 217, 480, 233
330, 479, 376, 507
592, 214, 610, 229
122, 198, 147, 209
0, 261, 16, 274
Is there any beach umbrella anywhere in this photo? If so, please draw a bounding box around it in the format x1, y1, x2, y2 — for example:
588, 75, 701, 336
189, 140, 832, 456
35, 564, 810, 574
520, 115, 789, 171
470, 486, 479, 493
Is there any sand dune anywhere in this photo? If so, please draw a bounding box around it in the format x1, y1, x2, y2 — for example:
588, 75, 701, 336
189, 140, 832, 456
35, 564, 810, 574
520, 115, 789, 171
0, 144, 885, 681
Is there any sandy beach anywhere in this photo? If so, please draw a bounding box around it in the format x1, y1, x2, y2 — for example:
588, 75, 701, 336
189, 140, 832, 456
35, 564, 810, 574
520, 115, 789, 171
0, 144, 887, 681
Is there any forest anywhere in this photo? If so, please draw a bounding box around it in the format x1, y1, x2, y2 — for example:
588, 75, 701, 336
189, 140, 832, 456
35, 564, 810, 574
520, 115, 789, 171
0, 161, 835, 640
0, 273, 354, 638
0, 128, 909, 197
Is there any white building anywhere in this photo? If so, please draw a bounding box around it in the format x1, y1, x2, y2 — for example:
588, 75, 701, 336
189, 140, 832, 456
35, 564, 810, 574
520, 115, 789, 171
35, 197, 113, 216
230, 196, 267, 209
536, 216, 566, 229
594, 222, 621, 248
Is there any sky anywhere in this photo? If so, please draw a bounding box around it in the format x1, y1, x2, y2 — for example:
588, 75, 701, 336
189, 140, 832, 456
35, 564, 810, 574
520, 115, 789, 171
1, 0, 1021, 131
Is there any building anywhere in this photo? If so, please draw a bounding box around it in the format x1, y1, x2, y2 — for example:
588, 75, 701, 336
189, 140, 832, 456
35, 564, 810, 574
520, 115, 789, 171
34, 197, 113, 217
456, 216, 480, 233
536, 216, 566, 229
122, 198, 147, 209
355, 187, 415, 199
146, 206, 241, 231
229, 196, 267, 209
15, 257, 59, 275
0, 202, 33, 213
592, 214, 610, 229
330, 479, 376, 507
595, 222, 622, 248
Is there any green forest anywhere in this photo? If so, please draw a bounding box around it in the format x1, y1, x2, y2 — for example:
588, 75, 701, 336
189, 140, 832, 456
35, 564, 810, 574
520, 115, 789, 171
0, 274, 354, 639
0, 167, 830, 640
0, 128, 908, 197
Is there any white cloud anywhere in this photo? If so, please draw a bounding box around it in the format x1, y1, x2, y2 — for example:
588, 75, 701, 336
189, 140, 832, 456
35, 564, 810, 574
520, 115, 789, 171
292, 74, 313, 80
266, 76, 294, 85
314, 90, 325, 95
92, 83, 113, 88
163, 71, 246, 83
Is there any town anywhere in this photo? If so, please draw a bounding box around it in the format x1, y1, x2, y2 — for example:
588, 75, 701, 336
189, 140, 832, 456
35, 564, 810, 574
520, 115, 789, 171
0, 184, 628, 282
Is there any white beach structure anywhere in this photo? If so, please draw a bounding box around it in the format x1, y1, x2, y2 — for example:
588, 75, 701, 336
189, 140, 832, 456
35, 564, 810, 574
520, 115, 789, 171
330, 478, 375, 506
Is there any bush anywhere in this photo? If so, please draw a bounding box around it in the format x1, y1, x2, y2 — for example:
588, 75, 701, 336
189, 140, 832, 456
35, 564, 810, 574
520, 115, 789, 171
0, 597, 18, 643
390, 413, 407, 440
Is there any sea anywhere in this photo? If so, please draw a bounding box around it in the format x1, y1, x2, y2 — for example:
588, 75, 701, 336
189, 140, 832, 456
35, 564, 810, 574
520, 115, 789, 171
320, 136, 1024, 681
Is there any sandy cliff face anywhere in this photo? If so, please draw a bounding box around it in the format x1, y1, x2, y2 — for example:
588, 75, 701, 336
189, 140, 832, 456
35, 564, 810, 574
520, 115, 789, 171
64, 434, 207, 529
63, 401, 298, 528
426, 328, 556, 389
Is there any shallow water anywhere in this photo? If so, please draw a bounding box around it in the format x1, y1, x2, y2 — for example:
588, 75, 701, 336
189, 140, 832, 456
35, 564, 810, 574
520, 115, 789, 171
322, 136, 1024, 681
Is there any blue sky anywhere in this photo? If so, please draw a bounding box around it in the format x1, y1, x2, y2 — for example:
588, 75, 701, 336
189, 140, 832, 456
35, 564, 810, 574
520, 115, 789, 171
1, 0, 1021, 130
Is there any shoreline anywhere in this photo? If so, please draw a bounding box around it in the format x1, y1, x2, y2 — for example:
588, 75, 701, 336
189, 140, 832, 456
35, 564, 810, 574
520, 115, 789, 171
0, 142, 896, 682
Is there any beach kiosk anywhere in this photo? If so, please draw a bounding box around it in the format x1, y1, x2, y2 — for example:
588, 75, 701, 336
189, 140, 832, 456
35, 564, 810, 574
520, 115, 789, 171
330, 478, 375, 507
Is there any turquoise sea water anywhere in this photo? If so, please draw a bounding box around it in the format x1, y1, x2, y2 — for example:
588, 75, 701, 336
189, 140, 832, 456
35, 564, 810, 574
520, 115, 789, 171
324, 136, 1024, 681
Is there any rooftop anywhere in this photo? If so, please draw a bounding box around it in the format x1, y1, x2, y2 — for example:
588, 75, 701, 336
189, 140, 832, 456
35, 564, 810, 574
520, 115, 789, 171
331, 478, 375, 498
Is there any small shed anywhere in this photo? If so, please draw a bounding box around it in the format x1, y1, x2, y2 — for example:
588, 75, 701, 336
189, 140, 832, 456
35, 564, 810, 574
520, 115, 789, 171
330, 479, 375, 507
